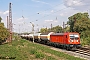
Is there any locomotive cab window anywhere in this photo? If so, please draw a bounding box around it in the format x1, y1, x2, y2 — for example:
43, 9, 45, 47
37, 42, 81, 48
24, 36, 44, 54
69, 34, 79, 40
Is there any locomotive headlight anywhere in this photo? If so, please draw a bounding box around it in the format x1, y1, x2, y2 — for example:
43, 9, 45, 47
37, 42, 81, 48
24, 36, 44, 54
71, 40, 73, 42
70, 40, 73, 42
77, 40, 78, 42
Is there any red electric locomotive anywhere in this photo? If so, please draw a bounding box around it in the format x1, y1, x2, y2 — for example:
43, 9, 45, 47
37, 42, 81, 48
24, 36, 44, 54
50, 32, 81, 50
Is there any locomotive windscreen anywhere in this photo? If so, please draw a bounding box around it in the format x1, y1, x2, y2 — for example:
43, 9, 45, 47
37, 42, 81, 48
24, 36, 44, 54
69, 34, 79, 40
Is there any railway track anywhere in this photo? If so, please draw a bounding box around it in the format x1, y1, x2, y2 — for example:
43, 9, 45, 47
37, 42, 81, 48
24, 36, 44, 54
50, 46, 90, 60
38, 42, 90, 60
71, 47, 90, 60
75, 47, 90, 56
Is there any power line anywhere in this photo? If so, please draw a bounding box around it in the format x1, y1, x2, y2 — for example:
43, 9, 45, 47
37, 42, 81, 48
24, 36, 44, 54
36, 0, 84, 20
36, 7, 67, 20
27, 1, 65, 17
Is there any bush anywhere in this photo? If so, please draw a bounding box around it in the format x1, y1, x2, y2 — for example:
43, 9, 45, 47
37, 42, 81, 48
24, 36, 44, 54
80, 30, 90, 46
0, 23, 9, 44
81, 37, 90, 46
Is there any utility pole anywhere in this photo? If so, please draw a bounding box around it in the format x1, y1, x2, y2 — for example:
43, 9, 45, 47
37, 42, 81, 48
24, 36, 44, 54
51, 23, 52, 31
7, 16, 9, 29
7, 16, 9, 42
19, 24, 20, 34
63, 22, 65, 32
63, 22, 65, 29
56, 17, 57, 20
9, 3, 12, 43
30, 22, 34, 43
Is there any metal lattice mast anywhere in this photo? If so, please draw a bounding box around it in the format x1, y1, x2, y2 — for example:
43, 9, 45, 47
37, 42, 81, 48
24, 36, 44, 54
9, 3, 12, 42
7, 16, 9, 29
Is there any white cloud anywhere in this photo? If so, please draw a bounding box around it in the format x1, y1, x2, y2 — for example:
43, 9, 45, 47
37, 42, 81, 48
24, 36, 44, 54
60, 13, 64, 16
51, 10, 54, 13
53, 0, 90, 18
32, 0, 49, 5
17, 18, 24, 21
64, 0, 90, 10
0, 11, 3, 14
45, 19, 58, 23
17, 17, 28, 21
64, 0, 83, 7
41, 19, 59, 28
0, 11, 3, 15
0, 10, 10, 27
16, 17, 29, 27
38, 11, 51, 15
0, 10, 9, 16
54, 20, 58, 23
3, 10, 9, 15
45, 20, 53, 22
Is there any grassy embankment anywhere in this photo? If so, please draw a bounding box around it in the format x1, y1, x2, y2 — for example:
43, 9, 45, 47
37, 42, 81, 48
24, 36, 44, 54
0, 37, 84, 60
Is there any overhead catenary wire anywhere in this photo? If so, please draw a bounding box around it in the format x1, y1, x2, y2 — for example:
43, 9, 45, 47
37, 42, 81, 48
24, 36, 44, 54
27, 1, 66, 18
36, 7, 67, 20
21, 0, 84, 21
35, 0, 85, 21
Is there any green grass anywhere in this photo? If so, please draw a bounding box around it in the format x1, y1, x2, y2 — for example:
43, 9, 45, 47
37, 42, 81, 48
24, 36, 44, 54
0, 38, 85, 60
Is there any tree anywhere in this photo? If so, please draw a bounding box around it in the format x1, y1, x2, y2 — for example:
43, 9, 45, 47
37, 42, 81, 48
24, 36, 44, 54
67, 12, 90, 33
0, 17, 9, 44
0, 17, 2, 22
40, 28, 48, 33
64, 26, 70, 32
51, 25, 63, 33
74, 17, 90, 33
40, 25, 63, 33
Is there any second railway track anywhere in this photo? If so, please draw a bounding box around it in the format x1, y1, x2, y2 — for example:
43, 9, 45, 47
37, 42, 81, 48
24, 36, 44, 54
50, 46, 90, 60
75, 47, 90, 56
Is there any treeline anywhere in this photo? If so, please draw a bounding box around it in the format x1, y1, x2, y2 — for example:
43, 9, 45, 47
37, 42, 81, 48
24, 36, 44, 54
0, 17, 9, 44
40, 25, 63, 33
40, 12, 90, 46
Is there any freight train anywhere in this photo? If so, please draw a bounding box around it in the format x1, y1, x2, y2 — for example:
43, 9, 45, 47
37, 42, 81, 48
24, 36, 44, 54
20, 32, 81, 50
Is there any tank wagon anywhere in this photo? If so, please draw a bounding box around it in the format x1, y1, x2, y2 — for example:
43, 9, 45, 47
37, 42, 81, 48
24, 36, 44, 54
21, 32, 81, 50
38, 32, 55, 44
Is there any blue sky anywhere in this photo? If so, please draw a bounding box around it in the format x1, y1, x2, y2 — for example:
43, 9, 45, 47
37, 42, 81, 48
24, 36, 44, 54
0, 0, 90, 33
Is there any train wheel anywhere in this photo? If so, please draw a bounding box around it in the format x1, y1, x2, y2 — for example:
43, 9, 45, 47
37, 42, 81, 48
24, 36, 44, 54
37, 39, 41, 43
66, 47, 70, 51
46, 41, 50, 45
